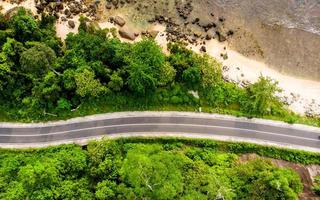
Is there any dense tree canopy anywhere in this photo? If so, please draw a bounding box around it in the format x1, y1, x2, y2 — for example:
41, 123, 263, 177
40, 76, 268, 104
20, 43, 56, 76
0, 139, 305, 200
0, 8, 297, 124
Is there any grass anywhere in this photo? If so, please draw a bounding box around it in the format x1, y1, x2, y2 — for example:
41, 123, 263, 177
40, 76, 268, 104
1, 93, 319, 129
1, 137, 319, 164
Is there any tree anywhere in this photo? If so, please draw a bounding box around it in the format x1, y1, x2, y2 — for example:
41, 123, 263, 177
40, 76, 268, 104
56, 179, 94, 200
182, 161, 235, 200
108, 72, 123, 92
0, 52, 13, 93
9, 8, 40, 42
126, 39, 169, 94
167, 42, 195, 78
197, 54, 222, 88
158, 62, 176, 86
231, 159, 303, 200
182, 67, 201, 89
31, 71, 61, 109
244, 76, 283, 115
0, 38, 27, 100
120, 144, 184, 199
19, 43, 56, 77
95, 180, 117, 200
130, 39, 165, 72
127, 61, 156, 95
1, 37, 25, 64
15, 161, 60, 199
74, 68, 107, 98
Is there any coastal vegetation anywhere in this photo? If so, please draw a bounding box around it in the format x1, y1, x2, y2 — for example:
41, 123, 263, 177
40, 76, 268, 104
0, 8, 319, 128
1, 137, 318, 200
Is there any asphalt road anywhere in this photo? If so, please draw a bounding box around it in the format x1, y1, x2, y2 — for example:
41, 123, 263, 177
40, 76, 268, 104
0, 113, 319, 150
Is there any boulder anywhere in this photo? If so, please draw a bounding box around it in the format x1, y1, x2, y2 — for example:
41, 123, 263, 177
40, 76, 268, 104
64, 9, 71, 17
200, 46, 207, 53
114, 16, 126, 26
112, 0, 119, 6
119, 27, 137, 40
61, 16, 67, 21
105, 3, 112, 9
68, 20, 75, 29
205, 33, 213, 40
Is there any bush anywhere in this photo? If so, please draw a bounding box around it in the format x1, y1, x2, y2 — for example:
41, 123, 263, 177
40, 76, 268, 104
313, 176, 320, 196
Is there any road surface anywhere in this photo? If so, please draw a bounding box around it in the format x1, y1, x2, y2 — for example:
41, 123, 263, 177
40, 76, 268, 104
0, 112, 319, 150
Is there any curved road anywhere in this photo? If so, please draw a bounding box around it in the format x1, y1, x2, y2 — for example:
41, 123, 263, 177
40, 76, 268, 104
0, 112, 319, 150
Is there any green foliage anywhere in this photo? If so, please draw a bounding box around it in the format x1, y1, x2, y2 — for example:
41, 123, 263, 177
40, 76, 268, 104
9, 8, 40, 42
74, 68, 107, 98
57, 98, 71, 111
126, 39, 170, 94
108, 72, 124, 92
120, 144, 185, 199
127, 61, 157, 95
0, 8, 318, 127
182, 66, 201, 88
0, 138, 310, 200
20, 43, 56, 76
243, 76, 283, 116
201, 81, 246, 108
312, 176, 320, 196
231, 159, 303, 200
0, 145, 88, 200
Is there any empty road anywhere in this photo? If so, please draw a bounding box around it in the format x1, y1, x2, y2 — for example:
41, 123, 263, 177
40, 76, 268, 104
0, 112, 319, 150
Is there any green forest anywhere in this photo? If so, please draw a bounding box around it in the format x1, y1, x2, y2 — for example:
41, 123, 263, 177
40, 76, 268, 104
0, 8, 318, 126
2, 137, 318, 200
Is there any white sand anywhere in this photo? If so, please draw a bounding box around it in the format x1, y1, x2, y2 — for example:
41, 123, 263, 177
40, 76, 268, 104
1, 1, 320, 116
0, 0, 36, 14
55, 15, 80, 41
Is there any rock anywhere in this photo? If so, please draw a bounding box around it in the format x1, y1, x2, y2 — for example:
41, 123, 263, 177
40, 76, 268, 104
35, 4, 44, 12
64, 9, 71, 17
105, 3, 112, 9
68, 20, 75, 29
61, 16, 67, 21
205, 33, 213, 40
216, 31, 227, 42
222, 65, 229, 71
119, 27, 137, 40
114, 16, 126, 26
192, 18, 200, 24
134, 32, 140, 37
112, 0, 119, 6
108, 16, 114, 23
227, 30, 234, 36
219, 17, 225, 22
200, 46, 206, 53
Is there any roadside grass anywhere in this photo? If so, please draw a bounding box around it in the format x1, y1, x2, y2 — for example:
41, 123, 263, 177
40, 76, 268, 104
1, 137, 319, 164
1, 93, 319, 128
